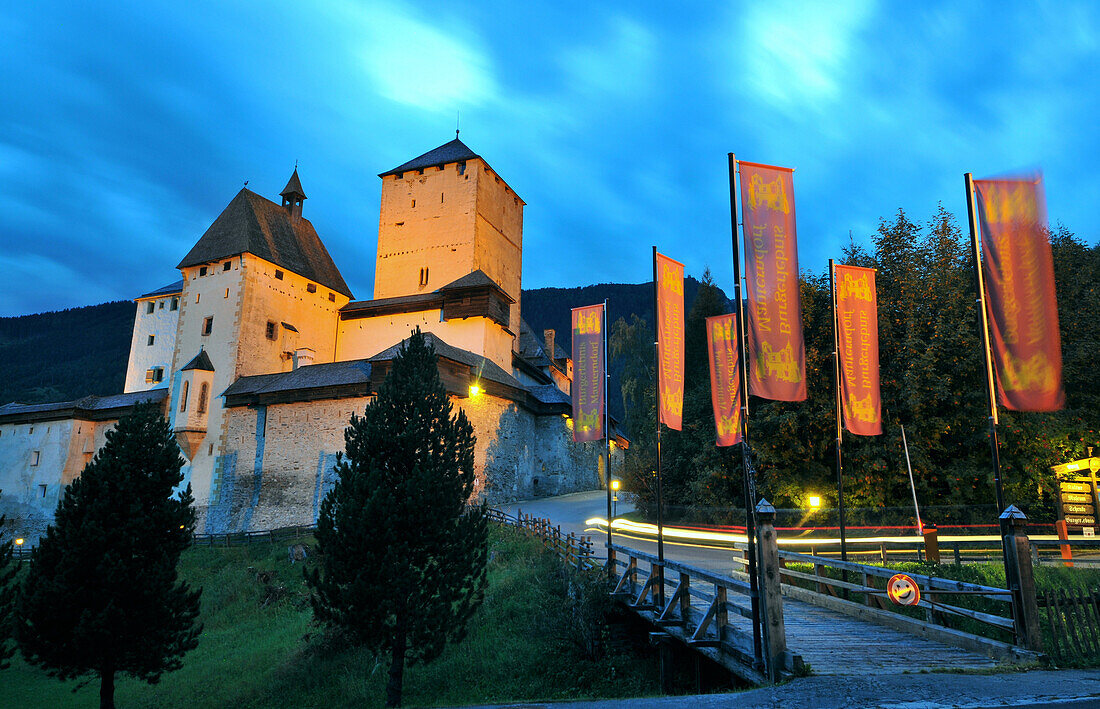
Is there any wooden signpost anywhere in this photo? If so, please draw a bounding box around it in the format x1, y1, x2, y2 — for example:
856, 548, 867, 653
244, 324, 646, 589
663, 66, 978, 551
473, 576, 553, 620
1051, 457, 1099, 532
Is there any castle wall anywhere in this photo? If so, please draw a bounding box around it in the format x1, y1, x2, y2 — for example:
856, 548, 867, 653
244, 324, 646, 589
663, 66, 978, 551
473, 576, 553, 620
473, 162, 523, 335
336, 309, 513, 373
124, 293, 181, 393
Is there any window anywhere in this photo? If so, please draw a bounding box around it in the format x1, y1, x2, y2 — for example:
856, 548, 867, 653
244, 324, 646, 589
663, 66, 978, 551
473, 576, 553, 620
224, 288, 230, 298
170, 297, 179, 311
328, 293, 336, 302
39, 484, 47, 498
411, 199, 416, 208
441, 192, 445, 203
419, 267, 430, 287
266, 321, 276, 340
146, 302, 155, 314
306, 283, 317, 294
158, 300, 165, 310
31, 451, 40, 466
457, 161, 466, 175
195, 293, 201, 303
202, 317, 213, 336
152, 367, 164, 383
179, 380, 189, 412
147, 335, 155, 346
275, 270, 284, 280
199, 266, 208, 277
29, 426, 33, 434
223, 261, 232, 271
197, 383, 209, 414
145, 368, 154, 384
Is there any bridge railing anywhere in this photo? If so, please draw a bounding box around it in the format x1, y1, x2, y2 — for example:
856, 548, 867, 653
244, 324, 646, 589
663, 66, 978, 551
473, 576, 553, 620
487, 508, 599, 571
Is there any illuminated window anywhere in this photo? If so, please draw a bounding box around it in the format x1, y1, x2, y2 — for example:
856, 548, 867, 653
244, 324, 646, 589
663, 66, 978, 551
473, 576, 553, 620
202, 317, 213, 336
411, 199, 416, 208
195, 293, 200, 303
307, 283, 317, 293
179, 381, 189, 412
224, 288, 230, 298
197, 383, 209, 414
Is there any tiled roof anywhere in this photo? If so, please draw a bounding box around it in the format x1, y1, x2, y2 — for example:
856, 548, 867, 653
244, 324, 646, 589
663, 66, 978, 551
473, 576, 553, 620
0, 389, 169, 422
369, 332, 525, 391
177, 188, 352, 297
438, 270, 515, 302
279, 168, 306, 199
222, 360, 372, 400
379, 137, 480, 177
181, 350, 215, 372
528, 384, 571, 406
138, 280, 184, 299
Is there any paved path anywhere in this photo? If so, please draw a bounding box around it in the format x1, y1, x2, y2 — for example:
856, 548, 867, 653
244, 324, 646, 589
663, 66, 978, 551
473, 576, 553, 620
467, 669, 1100, 709
502, 492, 1009, 676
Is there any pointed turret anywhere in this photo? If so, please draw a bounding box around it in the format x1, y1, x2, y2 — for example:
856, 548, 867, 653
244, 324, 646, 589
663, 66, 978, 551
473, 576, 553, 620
280, 168, 306, 220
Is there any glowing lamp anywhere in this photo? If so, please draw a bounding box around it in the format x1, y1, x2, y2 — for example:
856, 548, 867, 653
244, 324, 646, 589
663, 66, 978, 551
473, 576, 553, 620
468, 384, 481, 398
808, 495, 822, 508
610, 479, 621, 492
14, 538, 24, 546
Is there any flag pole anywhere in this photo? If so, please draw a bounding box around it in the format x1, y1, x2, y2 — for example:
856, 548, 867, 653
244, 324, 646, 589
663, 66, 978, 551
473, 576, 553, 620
901, 425, 923, 535
728, 153, 763, 665
829, 259, 848, 566
964, 173, 1006, 514
652, 246, 666, 610
603, 299, 612, 555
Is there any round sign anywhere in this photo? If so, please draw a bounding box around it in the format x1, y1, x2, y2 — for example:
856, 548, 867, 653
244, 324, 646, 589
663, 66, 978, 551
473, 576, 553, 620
887, 574, 921, 606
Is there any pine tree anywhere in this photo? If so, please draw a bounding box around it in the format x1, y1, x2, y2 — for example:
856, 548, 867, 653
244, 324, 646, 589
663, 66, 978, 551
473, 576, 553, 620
305, 328, 487, 708
16, 403, 201, 709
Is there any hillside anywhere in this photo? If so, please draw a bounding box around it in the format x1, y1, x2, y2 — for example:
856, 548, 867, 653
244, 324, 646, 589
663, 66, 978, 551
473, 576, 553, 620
0, 280, 728, 412
0, 301, 135, 405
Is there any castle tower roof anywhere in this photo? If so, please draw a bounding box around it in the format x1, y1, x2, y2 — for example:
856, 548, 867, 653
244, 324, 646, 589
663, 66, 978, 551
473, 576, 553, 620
180, 350, 215, 372
279, 168, 307, 201
177, 187, 352, 297
379, 137, 480, 177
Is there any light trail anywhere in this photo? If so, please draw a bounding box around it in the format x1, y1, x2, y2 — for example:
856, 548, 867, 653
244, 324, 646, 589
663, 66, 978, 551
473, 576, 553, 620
585, 517, 1082, 547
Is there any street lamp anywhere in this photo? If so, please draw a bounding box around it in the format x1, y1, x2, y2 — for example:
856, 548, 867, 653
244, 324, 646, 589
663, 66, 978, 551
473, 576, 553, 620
808, 495, 822, 509
610, 479, 621, 520
468, 384, 481, 398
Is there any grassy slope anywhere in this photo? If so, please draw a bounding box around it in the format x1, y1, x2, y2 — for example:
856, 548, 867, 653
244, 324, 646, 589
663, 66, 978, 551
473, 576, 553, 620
4, 527, 657, 708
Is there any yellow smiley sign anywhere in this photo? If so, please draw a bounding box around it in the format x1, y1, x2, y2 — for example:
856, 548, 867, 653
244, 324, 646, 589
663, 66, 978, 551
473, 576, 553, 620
887, 574, 921, 607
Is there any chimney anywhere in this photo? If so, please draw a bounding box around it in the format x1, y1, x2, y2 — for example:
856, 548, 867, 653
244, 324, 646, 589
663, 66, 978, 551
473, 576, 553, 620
292, 347, 315, 370
543, 329, 556, 361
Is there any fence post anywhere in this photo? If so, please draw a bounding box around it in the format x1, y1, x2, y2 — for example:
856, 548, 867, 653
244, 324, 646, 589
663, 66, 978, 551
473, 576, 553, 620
756, 499, 787, 682
1056, 519, 1073, 568
879, 543, 887, 564
923, 524, 940, 564
954, 543, 962, 566
1001, 505, 1042, 652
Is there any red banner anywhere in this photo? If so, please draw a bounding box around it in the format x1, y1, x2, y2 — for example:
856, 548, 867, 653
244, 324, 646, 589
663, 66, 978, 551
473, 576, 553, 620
974, 176, 1064, 411
706, 313, 742, 446
571, 304, 605, 442
834, 265, 882, 436
739, 161, 806, 401
656, 252, 685, 430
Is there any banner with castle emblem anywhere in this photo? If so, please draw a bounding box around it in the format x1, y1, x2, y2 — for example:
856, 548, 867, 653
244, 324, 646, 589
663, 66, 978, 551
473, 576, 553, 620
706, 313, 742, 446
656, 252, 685, 430
571, 304, 605, 442
739, 161, 806, 401
974, 175, 1064, 411
834, 264, 881, 436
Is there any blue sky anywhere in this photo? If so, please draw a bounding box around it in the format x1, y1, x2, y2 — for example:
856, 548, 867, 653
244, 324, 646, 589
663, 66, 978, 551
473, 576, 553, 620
2, 1, 1098, 316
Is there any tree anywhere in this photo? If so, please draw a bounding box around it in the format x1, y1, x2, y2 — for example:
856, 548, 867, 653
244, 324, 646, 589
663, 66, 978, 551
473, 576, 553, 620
305, 329, 488, 707
16, 403, 201, 709
0, 512, 15, 670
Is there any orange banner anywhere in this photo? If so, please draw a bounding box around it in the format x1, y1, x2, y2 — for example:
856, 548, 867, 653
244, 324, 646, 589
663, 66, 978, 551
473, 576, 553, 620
571, 304, 605, 442
834, 265, 881, 436
656, 252, 685, 430
739, 162, 806, 401
974, 176, 1064, 411
706, 313, 742, 446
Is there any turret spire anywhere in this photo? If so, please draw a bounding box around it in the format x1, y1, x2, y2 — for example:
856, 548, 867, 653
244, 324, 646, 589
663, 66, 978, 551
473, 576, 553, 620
280, 167, 306, 219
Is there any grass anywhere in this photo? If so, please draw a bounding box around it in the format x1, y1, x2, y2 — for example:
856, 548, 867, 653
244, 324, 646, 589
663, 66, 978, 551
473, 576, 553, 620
3, 526, 659, 708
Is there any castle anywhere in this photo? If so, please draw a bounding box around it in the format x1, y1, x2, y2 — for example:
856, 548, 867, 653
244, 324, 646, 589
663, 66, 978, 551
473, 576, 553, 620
0, 137, 624, 540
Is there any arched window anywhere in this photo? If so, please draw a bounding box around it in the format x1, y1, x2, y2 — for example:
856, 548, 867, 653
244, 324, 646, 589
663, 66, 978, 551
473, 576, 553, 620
179, 381, 189, 412
198, 383, 209, 414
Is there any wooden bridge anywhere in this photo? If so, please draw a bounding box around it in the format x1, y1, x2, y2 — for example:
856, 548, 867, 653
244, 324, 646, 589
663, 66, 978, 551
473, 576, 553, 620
491, 503, 1046, 685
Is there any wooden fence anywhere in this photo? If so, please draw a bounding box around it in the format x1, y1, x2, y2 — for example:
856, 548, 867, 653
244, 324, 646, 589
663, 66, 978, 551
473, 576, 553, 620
486, 508, 598, 571
1041, 589, 1100, 661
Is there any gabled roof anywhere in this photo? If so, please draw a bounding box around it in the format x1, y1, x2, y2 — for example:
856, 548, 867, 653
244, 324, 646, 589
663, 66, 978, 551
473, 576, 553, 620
138, 280, 184, 300
280, 168, 306, 200
369, 332, 525, 391
222, 360, 372, 402
379, 137, 480, 177
181, 350, 214, 372
0, 389, 169, 424
177, 188, 352, 297
438, 270, 515, 302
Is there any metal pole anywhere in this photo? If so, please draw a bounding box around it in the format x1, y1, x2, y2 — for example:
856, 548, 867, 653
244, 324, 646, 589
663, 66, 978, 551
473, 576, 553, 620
728, 153, 763, 665
901, 425, 923, 535
964, 173, 1006, 513
604, 299, 613, 556
829, 259, 848, 564
652, 245, 666, 610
